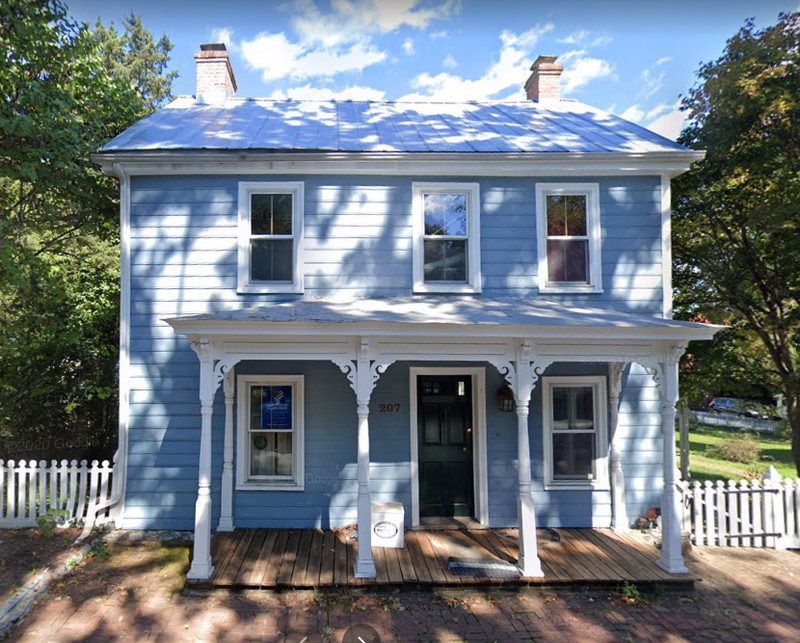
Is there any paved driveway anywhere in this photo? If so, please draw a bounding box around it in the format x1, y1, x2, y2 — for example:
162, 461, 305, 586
6, 539, 800, 642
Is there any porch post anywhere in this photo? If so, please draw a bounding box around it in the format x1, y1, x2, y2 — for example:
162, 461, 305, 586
354, 340, 376, 579
608, 363, 629, 531
188, 339, 215, 580
514, 342, 544, 578
218, 369, 235, 532
658, 356, 688, 573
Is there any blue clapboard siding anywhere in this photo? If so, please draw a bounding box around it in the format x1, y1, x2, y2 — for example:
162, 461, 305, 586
123, 172, 666, 529
127, 174, 664, 307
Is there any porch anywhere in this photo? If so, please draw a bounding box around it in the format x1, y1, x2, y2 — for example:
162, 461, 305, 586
188, 527, 693, 589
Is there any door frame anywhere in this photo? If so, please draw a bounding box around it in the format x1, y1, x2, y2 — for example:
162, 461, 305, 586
409, 366, 488, 527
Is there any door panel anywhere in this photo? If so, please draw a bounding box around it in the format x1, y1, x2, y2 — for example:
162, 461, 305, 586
418, 376, 474, 518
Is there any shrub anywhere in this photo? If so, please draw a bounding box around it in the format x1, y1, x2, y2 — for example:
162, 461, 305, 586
707, 434, 760, 464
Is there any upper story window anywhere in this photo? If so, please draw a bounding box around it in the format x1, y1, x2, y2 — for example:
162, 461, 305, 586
542, 376, 609, 490
536, 183, 602, 293
238, 181, 304, 294
236, 374, 304, 490
412, 182, 481, 293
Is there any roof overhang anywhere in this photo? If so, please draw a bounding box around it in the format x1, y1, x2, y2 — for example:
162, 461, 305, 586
165, 298, 721, 344
94, 149, 705, 179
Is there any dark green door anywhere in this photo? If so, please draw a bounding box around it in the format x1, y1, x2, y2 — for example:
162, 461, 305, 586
418, 375, 474, 518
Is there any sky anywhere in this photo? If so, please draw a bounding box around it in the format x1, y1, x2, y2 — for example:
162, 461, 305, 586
67, 0, 799, 140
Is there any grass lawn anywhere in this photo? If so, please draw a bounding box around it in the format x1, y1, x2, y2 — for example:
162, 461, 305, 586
680, 423, 796, 482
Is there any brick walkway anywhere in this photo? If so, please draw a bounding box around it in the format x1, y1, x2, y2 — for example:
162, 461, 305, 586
6, 540, 800, 642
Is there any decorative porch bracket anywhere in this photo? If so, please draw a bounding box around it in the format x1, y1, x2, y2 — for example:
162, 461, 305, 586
490, 342, 551, 578
643, 343, 689, 574
187, 343, 240, 581
608, 363, 629, 531
332, 339, 395, 579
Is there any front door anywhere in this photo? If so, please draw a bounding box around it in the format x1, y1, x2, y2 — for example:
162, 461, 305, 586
418, 375, 474, 517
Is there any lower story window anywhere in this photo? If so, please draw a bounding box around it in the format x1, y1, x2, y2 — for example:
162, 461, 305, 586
237, 374, 304, 490
542, 375, 608, 490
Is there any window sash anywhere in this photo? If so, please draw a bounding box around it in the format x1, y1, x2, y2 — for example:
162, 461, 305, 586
543, 376, 608, 489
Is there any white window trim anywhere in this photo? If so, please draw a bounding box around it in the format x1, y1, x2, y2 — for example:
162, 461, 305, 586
412, 182, 482, 294
237, 181, 304, 294
236, 374, 305, 491
536, 182, 602, 294
542, 375, 609, 491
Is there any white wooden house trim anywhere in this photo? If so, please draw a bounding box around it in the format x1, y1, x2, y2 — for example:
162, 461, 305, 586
660, 174, 673, 318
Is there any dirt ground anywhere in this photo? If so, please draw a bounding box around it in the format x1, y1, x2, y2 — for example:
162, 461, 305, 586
0, 528, 83, 605
2, 531, 800, 642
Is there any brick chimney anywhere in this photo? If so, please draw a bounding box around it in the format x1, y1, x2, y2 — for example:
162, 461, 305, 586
194, 43, 237, 104
524, 55, 562, 103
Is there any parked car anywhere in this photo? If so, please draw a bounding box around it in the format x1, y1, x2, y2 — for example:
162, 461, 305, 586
708, 397, 781, 420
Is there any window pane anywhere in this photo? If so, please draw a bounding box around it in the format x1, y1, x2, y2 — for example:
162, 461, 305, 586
251, 193, 292, 235
250, 432, 293, 476
423, 239, 466, 281
546, 239, 588, 282
424, 193, 467, 236
251, 239, 293, 281
259, 385, 293, 429
553, 433, 595, 479
546, 194, 586, 237
552, 386, 594, 430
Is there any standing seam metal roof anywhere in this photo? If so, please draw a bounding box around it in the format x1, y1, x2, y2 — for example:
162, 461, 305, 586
99, 96, 688, 155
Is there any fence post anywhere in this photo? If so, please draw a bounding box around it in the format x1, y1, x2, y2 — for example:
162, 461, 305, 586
763, 466, 784, 549
692, 481, 703, 546
0, 460, 5, 521
739, 479, 752, 547
727, 480, 739, 548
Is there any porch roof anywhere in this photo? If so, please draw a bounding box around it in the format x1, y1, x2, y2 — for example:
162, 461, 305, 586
166, 297, 719, 342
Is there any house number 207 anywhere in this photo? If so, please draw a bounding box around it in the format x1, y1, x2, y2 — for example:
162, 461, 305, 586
379, 403, 401, 412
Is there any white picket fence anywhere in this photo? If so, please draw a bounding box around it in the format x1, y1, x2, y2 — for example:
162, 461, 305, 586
0, 459, 114, 528
679, 470, 800, 549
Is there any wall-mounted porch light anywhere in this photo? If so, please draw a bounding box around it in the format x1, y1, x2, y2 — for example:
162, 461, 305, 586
497, 382, 515, 412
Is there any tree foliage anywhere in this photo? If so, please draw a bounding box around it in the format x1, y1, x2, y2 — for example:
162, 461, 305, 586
674, 12, 800, 473
0, 0, 174, 461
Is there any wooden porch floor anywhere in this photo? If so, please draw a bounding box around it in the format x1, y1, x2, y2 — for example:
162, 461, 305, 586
190, 527, 693, 589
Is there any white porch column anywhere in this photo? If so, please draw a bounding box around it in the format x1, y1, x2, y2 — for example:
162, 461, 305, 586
355, 399, 376, 578
354, 341, 376, 579
608, 363, 629, 531
513, 342, 544, 578
658, 357, 688, 574
188, 339, 215, 580
218, 369, 235, 532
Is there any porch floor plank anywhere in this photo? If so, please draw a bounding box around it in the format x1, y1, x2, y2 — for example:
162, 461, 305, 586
405, 531, 433, 583
188, 527, 694, 589
260, 528, 289, 587
319, 530, 335, 586
243, 528, 277, 587
303, 529, 324, 587
276, 529, 302, 586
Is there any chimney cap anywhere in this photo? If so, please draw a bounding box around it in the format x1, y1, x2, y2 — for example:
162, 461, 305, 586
530, 55, 561, 71
200, 43, 227, 52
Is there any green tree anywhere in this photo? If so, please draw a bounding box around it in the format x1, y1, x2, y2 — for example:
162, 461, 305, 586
673, 12, 800, 473
0, 0, 174, 461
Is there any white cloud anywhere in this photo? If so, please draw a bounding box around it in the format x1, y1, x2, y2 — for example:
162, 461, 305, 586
269, 84, 386, 101
210, 26, 239, 54
620, 105, 645, 122
560, 54, 614, 94
558, 29, 589, 45
291, 0, 460, 48
638, 67, 666, 101
429, 30, 448, 39
656, 56, 672, 65
397, 24, 554, 102
442, 54, 457, 69
241, 32, 386, 80
646, 108, 687, 141
402, 38, 415, 55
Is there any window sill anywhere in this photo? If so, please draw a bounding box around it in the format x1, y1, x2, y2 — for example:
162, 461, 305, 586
413, 283, 482, 294
538, 285, 603, 295
236, 481, 304, 491
544, 482, 610, 491
237, 283, 303, 295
